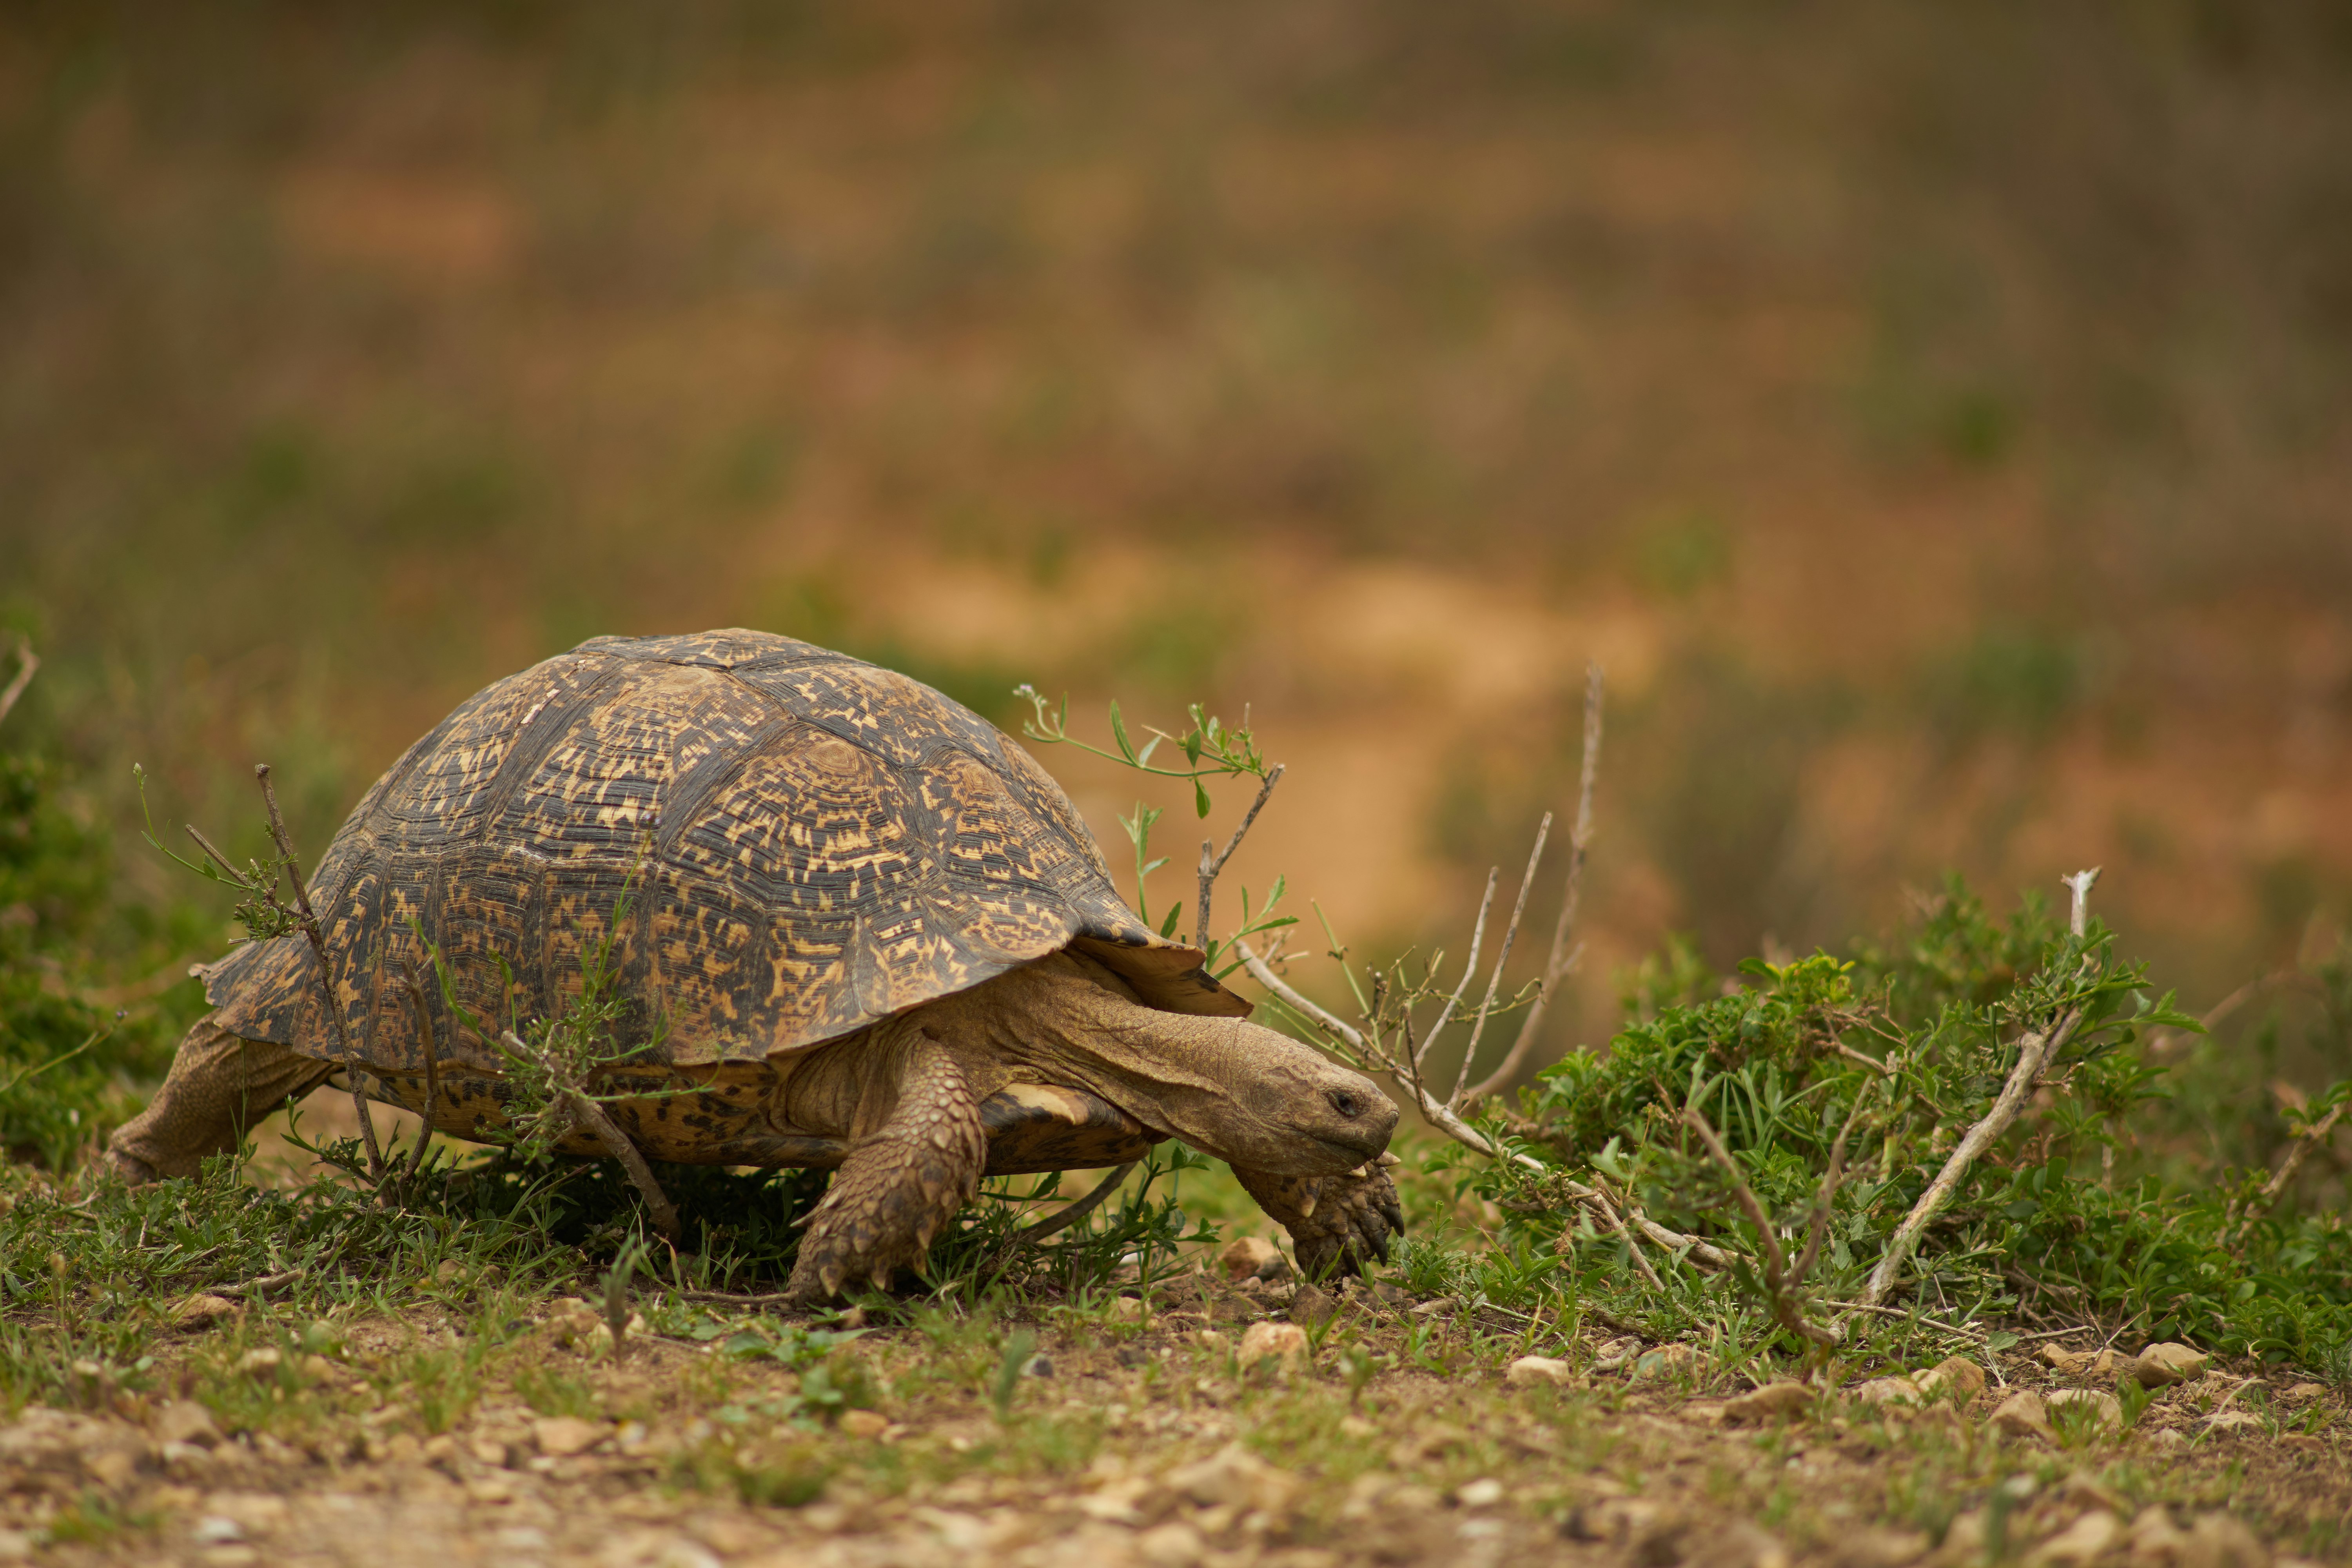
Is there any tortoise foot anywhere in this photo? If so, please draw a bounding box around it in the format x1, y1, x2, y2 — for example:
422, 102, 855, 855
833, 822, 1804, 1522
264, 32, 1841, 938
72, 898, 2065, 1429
1234, 1155, 1404, 1282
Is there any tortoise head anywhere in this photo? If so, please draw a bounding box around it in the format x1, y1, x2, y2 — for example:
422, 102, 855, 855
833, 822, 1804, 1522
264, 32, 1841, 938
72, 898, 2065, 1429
949, 952, 1400, 1176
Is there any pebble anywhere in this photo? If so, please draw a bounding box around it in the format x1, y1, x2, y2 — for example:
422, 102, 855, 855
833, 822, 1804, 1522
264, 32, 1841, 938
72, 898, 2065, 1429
1236, 1321, 1307, 1372
2045, 1389, 2123, 1432
1218, 1236, 1287, 1284
1991, 1390, 2053, 1442
1722, 1381, 1815, 1425
1630, 1343, 1698, 1380
839, 1410, 889, 1439
1505, 1356, 1577, 1388
154, 1401, 221, 1448
532, 1416, 608, 1457
171, 1295, 241, 1330
2131, 1343, 2209, 1388
1456, 1477, 1505, 1508
1290, 1283, 1337, 1327
2031, 1510, 2120, 1566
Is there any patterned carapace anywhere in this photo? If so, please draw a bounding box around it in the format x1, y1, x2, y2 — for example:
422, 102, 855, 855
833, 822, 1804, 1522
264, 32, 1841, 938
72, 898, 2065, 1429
199, 630, 1245, 1087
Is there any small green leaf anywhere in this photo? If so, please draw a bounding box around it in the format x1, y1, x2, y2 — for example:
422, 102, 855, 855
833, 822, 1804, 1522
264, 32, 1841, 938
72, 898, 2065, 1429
1110, 701, 1134, 761
1159, 903, 1183, 938
1194, 778, 1212, 818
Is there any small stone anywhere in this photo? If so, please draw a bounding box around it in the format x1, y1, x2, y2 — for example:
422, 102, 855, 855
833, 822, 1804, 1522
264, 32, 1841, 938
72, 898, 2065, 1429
235, 1348, 281, 1377
2201, 1410, 2263, 1437
1290, 1283, 1336, 1327
1237, 1320, 1308, 1372
1920, 1357, 1986, 1402
433, 1259, 466, 1285
2282, 1383, 2327, 1401
155, 1401, 221, 1448
2129, 1509, 2188, 1565
192, 1517, 244, 1546
2144, 1428, 2188, 1451
470, 1437, 512, 1467
1220, 1236, 1287, 1283
532, 1416, 607, 1457
1723, 1382, 1815, 1425
466, 1476, 515, 1505
1830, 1527, 1930, 1568
1992, 1391, 2054, 1442
2032, 1511, 2121, 1566
299, 1354, 338, 1384
839, 1410, 889, 1439
1164, 1442, 1298, 1514
2180, 1514, 2269, 1568
1506, 1356, 1577, 1388
1136, 1520, 1207, 1568
2130, 1344, 2209, 1388
172, 1296, 240, 1330
0, 1528, 30, 1562
1630, 1343, 1698, 1380
1855, 1376, 1924, 1406
1456, 1477, 1506, 1508
653, 1543, 722, 1568
1107, 1297, 1148, 1325
2046, 1389, 2123, 1432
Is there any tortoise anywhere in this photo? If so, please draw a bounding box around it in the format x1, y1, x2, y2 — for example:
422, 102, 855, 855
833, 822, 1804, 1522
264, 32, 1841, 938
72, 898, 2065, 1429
109, 630, 1402, 1300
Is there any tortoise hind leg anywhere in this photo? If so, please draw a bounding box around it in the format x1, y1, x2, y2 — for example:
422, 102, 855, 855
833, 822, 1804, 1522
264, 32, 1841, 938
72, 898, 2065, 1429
785, 1027, 986, 1305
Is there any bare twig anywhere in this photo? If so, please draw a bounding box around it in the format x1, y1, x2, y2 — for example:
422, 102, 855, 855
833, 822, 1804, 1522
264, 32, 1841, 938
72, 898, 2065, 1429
1018, 1162, 1138, 1243
399, 964, 442, 1188
1791, 1080, 1876, 1284
499, 1029, 680, 1241
1468, 663, 1602, 1103
0, 635, 36, 728
182, 824, 247, 885
216, 1269, 303, 1300
1194, 763, 1284, 956
2237, 1099, 2350, 1237
1682, 1106, 1833, 1347
256, 764, 384, 1183
1450, 813, 1551, 1108
1418, 869, 1498, 1068
1575, 1181, 1664, 1290
2063, 867, 2101, 937
1857, 1004, 2085, 1308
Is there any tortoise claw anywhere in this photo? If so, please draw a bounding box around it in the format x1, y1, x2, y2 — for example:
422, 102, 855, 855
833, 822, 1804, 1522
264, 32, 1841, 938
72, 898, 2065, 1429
1234, 1162, 1405, 1282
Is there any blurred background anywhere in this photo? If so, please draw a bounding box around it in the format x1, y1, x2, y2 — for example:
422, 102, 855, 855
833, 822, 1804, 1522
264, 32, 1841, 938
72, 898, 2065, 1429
6, 0, 2352, 1093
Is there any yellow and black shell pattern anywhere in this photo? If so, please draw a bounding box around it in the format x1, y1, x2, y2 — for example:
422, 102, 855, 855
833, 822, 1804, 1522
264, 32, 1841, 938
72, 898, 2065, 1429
198, 630, 1245, 1080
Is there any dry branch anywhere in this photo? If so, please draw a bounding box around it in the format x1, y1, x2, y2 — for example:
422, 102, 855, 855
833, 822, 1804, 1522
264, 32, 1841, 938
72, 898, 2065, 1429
1194, 763, 1284, 955
1417, 869, 1497, 1069
1683, 1105, 1833, 1346
256, 763, 384, 1182
499, 1029, 680, 1241
1450, 813, 1550, 1107
398, 964, 443, 1188
0, 635, 36, 728
2238, 1099, 2350, 1237
1018, 1162, 1138, 1243
1859, 1003, 2085, 1308
1468, 662, 1603, 1103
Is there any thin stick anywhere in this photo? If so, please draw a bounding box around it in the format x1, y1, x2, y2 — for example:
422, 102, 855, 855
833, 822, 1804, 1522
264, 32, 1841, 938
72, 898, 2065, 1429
1418, 869, 1498, 1068
2063, 867, 2101, 937
399, 964, 442, 1187
215, 1269, 303, 1300
183, 824, 247, 885
502, 1029, 681, 1241
257, 764, 384, 1182
1450, 813, 1551, 1108
2238, 1099, 2349, 1234
1470, 664, 1603, 1103
1858, 1005, 2084, 1307
1579, 1183, 1664, 1290
1195, 764, 1285, 955
1791, 1080, 1875, 1285
0, 635, 36, 728
1682, 1106, 1832, 1346
1019, 1162, 1138, 1243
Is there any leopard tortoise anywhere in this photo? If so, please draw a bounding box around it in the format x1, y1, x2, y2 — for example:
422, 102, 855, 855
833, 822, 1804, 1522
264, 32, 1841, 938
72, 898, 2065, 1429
109, 630, 1401, 1300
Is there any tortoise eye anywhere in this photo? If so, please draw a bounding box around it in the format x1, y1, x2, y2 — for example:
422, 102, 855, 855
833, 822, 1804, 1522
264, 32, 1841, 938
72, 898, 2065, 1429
1328, 1089, 1364, 1118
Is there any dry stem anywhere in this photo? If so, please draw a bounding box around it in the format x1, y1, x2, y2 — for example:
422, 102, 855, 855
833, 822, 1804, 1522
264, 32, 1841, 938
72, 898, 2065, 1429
399, 964, 443, 1187
2238, 1099, 2349, 1236
256, 763, 384, 1182
0, 635, 36, 728
1194, 763, 1284, 956
1468, 663, 1603, 1103
1858, 1002, 2085, 1308
1682, 1105, 1832, 1346
1417, 869, 1497, 1069
1019, 1162, 1138, 1243
1449, 813, 1550, 1107
500, 1029, 681, 1241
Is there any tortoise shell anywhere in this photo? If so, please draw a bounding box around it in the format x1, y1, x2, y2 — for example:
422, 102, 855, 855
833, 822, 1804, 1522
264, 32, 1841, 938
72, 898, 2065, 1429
199, 630, 1245, 1097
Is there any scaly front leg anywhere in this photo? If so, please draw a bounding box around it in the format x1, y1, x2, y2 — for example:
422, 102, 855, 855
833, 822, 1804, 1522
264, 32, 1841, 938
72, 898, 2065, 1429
1232, 1154, 1404, 1281
785, 1027, 986, 1304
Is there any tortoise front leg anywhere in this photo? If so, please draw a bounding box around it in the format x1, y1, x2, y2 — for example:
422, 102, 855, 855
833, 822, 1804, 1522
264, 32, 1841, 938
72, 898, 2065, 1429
1232, 1155, 1404, 1281
785, 1027, 986, 1304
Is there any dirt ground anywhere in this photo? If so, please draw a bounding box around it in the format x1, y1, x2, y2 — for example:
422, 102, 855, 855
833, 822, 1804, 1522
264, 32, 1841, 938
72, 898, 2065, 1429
5, 1259, 2345, 1568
